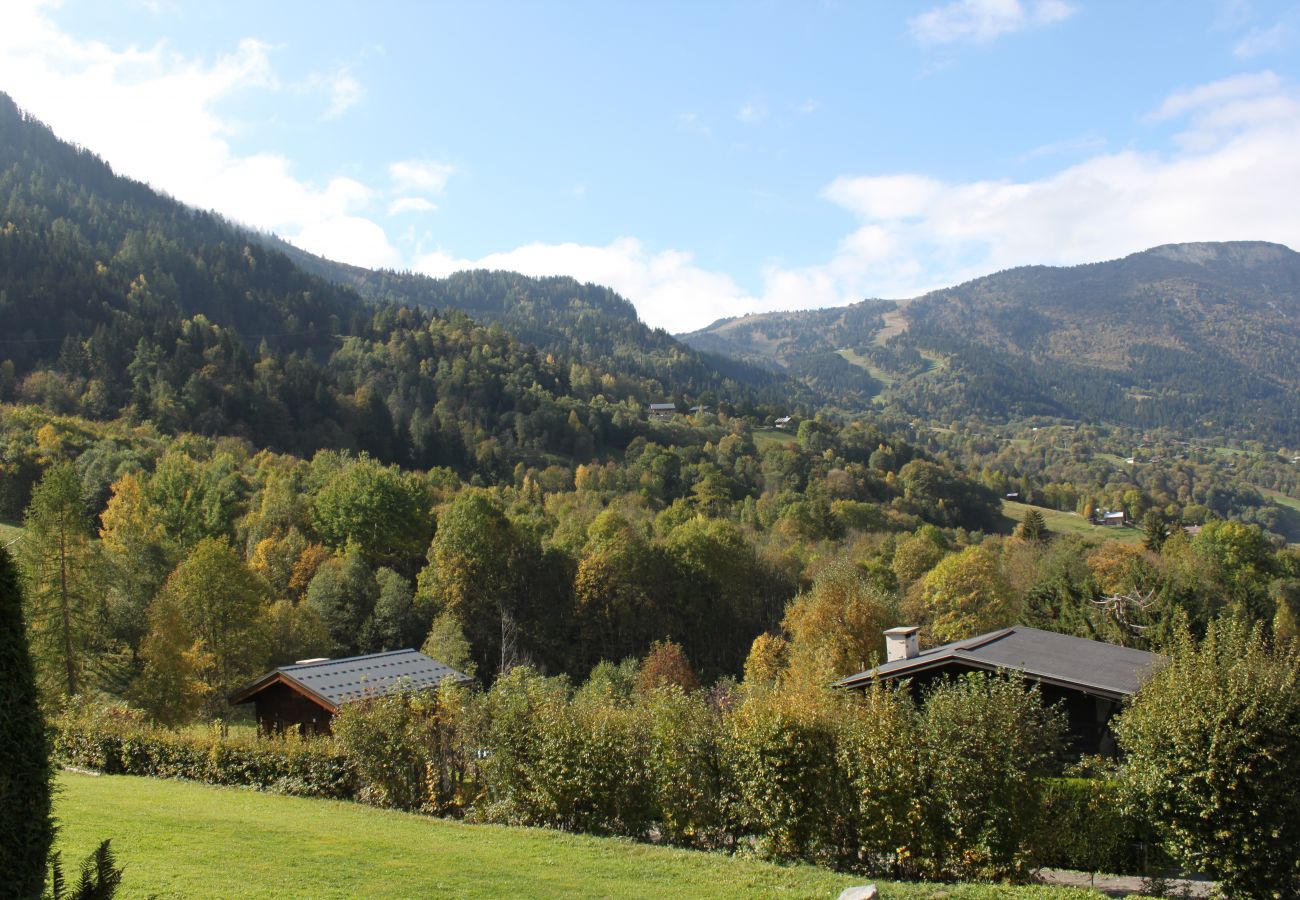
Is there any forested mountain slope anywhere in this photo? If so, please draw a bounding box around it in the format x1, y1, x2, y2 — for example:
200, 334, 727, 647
682, 242, 1300, 441
0, 93, 788, 477
261, 238, 812, 408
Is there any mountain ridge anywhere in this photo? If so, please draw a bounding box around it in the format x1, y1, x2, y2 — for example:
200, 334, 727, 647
680, 240, 1300, 441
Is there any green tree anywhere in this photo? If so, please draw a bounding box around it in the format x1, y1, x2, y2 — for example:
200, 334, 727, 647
138, 539, 270, 721
1117, 619, 1300, 899
1017, 508, 1048, 543
311, 456, 433, 570
915, 545, 1015, 644
1141, 509, 1167, 552
359, 567, 419, 653
783, 558, 898, 685
21, 462, 99, 698
306, 545, 378, 656
0, 545, 53, 897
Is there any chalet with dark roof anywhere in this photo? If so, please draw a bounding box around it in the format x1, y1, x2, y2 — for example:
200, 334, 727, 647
837, 626, 1162, 756
229, 649, 471, 735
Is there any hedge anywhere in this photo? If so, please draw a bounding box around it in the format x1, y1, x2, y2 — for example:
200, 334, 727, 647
54, 701, 355, 800
1035, 778, 1164, 875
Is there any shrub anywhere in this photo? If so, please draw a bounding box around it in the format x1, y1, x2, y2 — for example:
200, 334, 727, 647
1116, 618, 1300, 899
641, 687, 722, 846
720, 686, 852, 863
332, 686, 465, 812
54, 698, 354, 799
1034, 779, 1158, 875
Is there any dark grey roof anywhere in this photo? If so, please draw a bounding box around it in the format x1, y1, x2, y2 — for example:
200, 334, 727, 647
231, 649, 470, 710
837, 626, 1162, 700
649, 402, 676, 410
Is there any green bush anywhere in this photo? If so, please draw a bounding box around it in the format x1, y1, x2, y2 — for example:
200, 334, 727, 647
1034, 778, 1162, 875
54, 698, 354, 799
333, 680, 476, 814
720, 688, 852, 864
1117, 619, 1300, 899
641, 687, 723, 846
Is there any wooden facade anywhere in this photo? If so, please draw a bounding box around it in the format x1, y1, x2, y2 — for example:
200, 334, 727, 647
243, 676, 336, 736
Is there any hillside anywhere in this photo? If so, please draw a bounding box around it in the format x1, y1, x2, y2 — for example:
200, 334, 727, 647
681, 242, 1300, 441
261, 237, 814, 409
0, 93, 787, 479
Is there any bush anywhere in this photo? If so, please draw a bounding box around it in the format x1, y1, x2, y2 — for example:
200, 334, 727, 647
333, 681, 476, 813
1117, 618, 1300, 899
642, 687, 723, 846
1035, 779, 1158, 875
838, 675, 1065, 882
54, 698, 354, 799
720, 687, 852, 864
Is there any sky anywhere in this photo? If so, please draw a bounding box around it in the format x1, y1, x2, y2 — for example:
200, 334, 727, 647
2, 0, 1299, 332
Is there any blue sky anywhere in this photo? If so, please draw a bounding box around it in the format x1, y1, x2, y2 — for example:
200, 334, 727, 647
4, 1, 1299, 329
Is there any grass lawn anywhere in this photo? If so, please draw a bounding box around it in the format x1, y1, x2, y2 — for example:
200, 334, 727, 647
0, 519, 23, 546
754, 428, 798, 448
1002, 500, 1142, 545
53, 773, 1105, 899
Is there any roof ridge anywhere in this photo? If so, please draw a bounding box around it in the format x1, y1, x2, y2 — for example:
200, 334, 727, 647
279, 648, 419, 671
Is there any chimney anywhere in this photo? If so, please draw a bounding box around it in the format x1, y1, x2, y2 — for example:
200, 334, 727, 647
884, 626, 920, 662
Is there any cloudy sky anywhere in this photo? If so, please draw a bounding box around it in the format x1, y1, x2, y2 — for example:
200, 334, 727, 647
3, 0, 1298, 330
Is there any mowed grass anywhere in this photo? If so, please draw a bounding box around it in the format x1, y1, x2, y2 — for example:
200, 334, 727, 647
1002, 500, 1142, 544
0, 519, 23, 545
754, 428, 798, 448
53, 773, 1104, 900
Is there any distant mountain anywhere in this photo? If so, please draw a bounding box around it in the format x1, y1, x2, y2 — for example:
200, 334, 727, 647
261, 238, 813, 410
681, 242, 1300, 441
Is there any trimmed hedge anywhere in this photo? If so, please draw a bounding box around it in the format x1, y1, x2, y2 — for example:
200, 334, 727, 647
1035, 778, 1163, 875
55, 701, 355, 799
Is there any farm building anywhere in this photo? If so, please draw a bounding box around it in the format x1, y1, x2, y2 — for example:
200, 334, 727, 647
837, 626, 1162, 756
648, 402, 677, 421
229, 649, 471, 735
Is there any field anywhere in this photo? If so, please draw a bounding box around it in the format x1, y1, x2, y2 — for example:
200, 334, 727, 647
0, 519, 23, 547
1002, 500, 1142, 544
754, 428, 798, 448
52, 773, 1105, 899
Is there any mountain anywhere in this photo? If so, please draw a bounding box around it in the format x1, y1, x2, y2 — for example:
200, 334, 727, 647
0, 93, 781, 477
259, 238, 813, 410
681, 242, 1300, 442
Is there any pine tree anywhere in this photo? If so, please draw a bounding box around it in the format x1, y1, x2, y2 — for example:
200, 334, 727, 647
0, 544, 54, 897
1018, 508, 1049, 543
1142, 509, 1167, 552
21, 462, 99, 698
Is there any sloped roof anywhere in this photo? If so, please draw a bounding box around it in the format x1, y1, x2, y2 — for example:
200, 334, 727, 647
229, 649, 471, 712
836, 626, 1161, 700
649, 402, 676, 411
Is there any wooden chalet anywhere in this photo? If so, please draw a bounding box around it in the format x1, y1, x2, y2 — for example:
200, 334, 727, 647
837, 626, 1162, 756
229, 649, 471, 735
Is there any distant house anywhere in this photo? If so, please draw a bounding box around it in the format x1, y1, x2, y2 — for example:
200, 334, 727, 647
649, 402, 677, 421
689, 405, 708, 415
1183, 524, 1202, 537
229, 649, 471, 736
1005, 492, 1020, 500
838, 626, 1162, 756
774, 415, 793, 429
1102, 511, 1127, 527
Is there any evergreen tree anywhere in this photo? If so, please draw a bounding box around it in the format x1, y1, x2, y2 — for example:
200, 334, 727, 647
1141, 509, 1167, 552
21, 462, 99, 698
0, 544, 53, 898
1018, 508, 1049, 543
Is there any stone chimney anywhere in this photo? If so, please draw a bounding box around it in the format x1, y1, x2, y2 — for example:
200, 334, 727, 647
884, 626, 920, 663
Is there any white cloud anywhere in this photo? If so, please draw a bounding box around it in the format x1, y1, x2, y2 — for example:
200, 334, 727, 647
1234, 19, 1292, 57
389, 158, 456, 194
910, 0, 1075, 45
322, 67, 363, 118
817, 71, 1300, 300
0, 0, 399, 269
736, 101, 768, 124
388, 196, 437, 215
